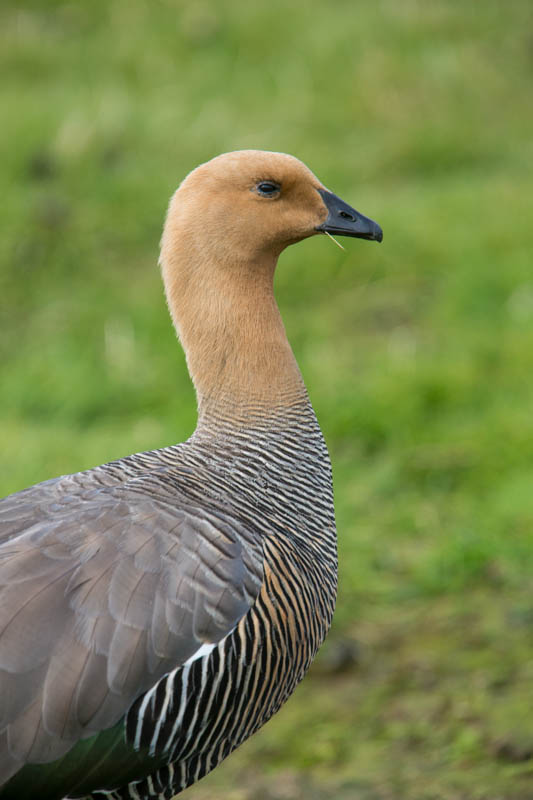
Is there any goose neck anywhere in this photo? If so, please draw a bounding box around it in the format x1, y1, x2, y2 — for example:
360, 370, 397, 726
161, 238, 308, 428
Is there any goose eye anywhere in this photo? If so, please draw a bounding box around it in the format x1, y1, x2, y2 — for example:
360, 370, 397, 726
256, 181, 280, 197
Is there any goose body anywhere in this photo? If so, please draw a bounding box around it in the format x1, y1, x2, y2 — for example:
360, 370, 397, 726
0, 151, 382, 800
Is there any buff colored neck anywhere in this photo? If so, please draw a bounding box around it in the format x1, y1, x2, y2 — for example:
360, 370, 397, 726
161, 227, 308, 429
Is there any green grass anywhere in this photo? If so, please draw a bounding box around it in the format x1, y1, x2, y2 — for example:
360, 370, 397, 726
2, 1, 533, 798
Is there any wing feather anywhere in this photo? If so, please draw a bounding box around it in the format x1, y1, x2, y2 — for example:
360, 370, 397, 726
0, 468, 264, 783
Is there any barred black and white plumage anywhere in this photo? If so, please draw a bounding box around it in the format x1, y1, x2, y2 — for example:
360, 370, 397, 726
0, 150, 382, 800
74, 408, 337, 799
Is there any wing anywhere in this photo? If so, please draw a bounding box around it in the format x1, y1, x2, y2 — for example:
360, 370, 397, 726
0, 470, 264, 784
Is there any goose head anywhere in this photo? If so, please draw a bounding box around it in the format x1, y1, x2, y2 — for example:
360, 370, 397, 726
162, 150, 382, 269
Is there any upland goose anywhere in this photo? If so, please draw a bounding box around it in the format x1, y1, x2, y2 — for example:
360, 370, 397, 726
0, 150, 382, 800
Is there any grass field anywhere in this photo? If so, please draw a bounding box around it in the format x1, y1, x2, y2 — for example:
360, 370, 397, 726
2, 1, 533, 798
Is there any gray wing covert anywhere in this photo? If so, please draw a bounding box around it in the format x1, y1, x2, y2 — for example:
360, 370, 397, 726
0, 473, 264, 783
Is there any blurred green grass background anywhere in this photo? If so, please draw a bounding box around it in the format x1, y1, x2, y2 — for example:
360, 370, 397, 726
2, 1, 533, 798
